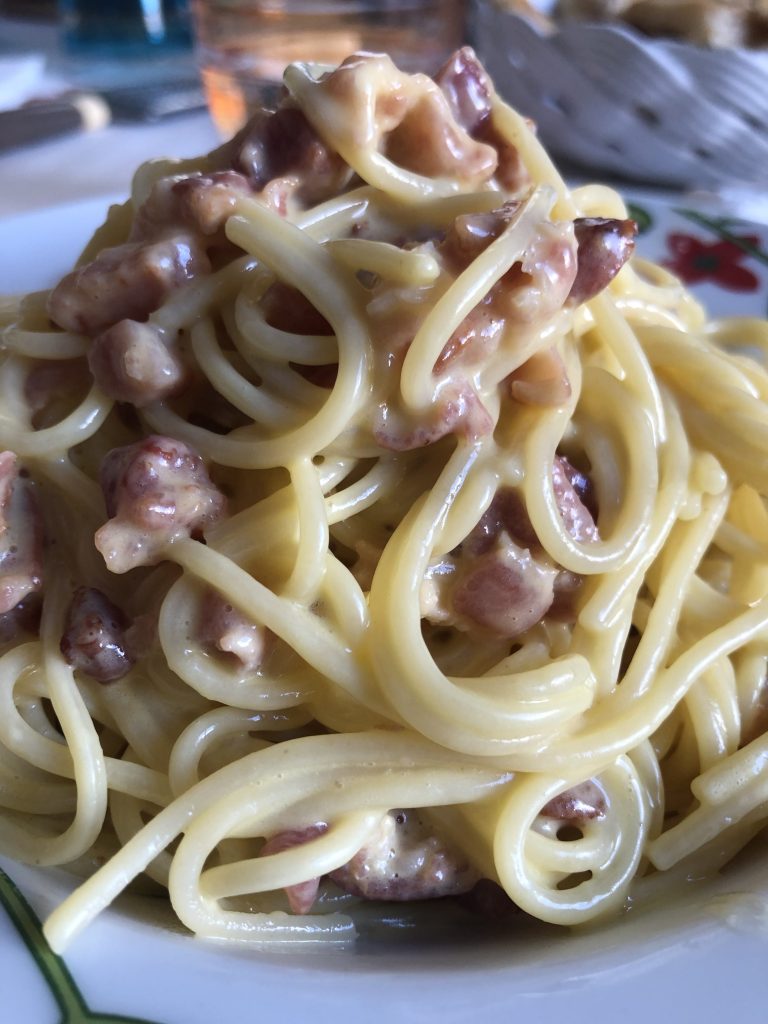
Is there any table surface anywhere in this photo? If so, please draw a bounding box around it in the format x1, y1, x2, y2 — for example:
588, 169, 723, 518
0, 111, 220, 221
0, 14, 219, 221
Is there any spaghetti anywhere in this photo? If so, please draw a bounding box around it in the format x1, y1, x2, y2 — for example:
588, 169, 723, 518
1, 48, 768, 952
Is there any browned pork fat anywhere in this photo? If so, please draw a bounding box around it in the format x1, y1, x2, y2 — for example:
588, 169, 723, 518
88, 320, 187, 406
260, 281, 334, 336
506, 347, 572, 408
0, 452, 43, 615
451, 540, 558, 637
47, 236, 208, 337
227, 105, 353, 207
199, 589, 268, 672
441, 207, 635, 323
501, 222, 578, 323
131, 171, 252, 240
568, 217, 637, 306
439, 204, 578, 356
60, 586, 135, 683
435, 46, 493, 136
47, 175, 249, 386
373, 382, 493, 452
551, 456, 600, 544
330, 810, 479, 901
423, 456, 598, 637
541, 780, 607, 821
461, 456, 598, 558
464, 485, 538, 556
439, 201, 522, 272
371, 201, 577, 452
259, 824, 327, 915
0, 451, 16, 510
95, 436, 225, 573
383, 86, 498, 185
434, 299, 507, 374
261, 811, 479, 915
435, 48, 530, 193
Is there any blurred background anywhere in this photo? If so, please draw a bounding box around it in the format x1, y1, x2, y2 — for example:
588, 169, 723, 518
0, 1, 467, 136
0, 0, 766, 220
0, 1, 469, 216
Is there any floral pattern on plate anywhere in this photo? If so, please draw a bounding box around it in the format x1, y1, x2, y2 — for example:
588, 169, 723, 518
0, 869, 161, 1024
627, 199, 768, 315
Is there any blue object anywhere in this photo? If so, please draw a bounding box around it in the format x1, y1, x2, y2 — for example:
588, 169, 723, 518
59, 0, 192, 55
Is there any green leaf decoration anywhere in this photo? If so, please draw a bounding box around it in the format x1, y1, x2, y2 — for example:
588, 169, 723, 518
0, 867, 165, 1024
674, 208, 768, 270
626, 202, 653, 235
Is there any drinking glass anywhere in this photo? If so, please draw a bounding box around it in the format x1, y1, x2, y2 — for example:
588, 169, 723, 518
189, 0, 466, 135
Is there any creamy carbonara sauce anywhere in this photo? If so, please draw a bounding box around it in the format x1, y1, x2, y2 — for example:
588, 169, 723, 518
1, 49, 768, 952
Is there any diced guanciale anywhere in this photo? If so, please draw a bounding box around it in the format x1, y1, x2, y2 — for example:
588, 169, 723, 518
24, 360, 86, 427
226, 105, 353, 207
306, 52, 498, 189
131, 171, 253, 240
329, 810, 479, 900
47, 236, 208, 337
87, 321, 187, 406
373, 382, 493, 452
261, 810, 479, 915
441, 206, 635, 329
451, 539, 558, 637
506, 347, 572, 407
422, 456, 599, 636
434, 46, 494, 137
60, 586, 135, 683
199, 589, 268, 672
259, 825, 328, 915
435, 47, 530, 192
541, 780, 607, 821
0, 452, 43, 615
439, 201, 522, 272
568, 217, 637, 306
95, 436, 226, 573
434, 205, 577, 389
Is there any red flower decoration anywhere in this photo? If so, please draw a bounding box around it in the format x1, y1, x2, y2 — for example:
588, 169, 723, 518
664, 233, 760, 292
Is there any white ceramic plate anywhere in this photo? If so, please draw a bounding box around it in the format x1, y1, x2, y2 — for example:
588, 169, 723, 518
2, 196, 768, 1024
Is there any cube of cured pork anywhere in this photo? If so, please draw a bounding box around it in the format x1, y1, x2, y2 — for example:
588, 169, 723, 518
260, 811, 479, 915
60, 586, 135, 683
422, 456, 599, 637
0, 452, 43, 615
95, 436, 225, 573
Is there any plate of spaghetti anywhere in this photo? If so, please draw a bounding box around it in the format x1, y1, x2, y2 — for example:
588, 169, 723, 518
1, 47, 768, 1023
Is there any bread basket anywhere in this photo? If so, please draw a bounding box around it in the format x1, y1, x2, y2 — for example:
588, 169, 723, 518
471, 0, 768, 187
